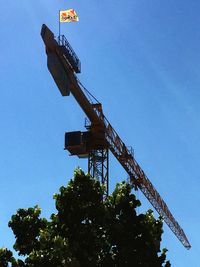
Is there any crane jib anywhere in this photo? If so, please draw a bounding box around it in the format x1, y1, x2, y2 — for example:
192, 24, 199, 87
41, 24, 191, 249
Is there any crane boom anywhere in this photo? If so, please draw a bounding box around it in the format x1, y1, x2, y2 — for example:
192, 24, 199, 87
103, 117, 191, 249
41, 24, 191, 249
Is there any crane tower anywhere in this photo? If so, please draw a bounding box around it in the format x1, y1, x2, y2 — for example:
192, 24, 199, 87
41, 24, 191, 249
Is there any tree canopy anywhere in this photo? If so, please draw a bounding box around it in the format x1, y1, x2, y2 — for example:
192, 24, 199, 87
0, 169, 171, 266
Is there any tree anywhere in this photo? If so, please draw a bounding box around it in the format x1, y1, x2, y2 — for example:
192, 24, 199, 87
0, 169, 171, 266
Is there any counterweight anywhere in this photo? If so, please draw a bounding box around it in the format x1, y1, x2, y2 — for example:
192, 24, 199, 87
41, 24, 191, 249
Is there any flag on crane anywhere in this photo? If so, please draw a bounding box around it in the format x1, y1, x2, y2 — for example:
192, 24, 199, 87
60, 9, 79, 22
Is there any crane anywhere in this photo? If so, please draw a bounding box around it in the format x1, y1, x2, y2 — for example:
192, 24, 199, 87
41, 24, 191, 249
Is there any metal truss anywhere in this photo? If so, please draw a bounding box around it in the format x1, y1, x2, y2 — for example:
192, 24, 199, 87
88, 148, 109, 197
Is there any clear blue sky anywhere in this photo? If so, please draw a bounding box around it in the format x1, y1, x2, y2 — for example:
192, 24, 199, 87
0, 0, 199, 265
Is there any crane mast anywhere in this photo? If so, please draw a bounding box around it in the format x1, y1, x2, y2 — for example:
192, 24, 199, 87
41, 24, 191, 249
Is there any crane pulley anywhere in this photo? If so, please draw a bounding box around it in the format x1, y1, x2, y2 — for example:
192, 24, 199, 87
41, 24, 191, 249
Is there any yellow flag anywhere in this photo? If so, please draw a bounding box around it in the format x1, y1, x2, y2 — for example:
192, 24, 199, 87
60, 9, 79, 23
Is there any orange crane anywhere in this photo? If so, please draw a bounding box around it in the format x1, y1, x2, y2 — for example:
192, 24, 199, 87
41, 24, 191, 249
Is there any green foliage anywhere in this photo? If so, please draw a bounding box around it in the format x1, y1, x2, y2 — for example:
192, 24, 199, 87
0, 248, 24, 267
0, 169, 171, 266
8, 206, 47, 255
54, 169, 107, 267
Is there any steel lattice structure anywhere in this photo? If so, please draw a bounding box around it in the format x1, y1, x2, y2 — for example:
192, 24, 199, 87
88, 148, 109, 196
41, 24, 191, 249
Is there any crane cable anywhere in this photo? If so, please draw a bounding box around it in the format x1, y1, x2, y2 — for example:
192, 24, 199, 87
76, 77, 100, 105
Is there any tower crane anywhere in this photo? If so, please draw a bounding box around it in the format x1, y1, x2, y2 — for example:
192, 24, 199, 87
41, 24, 191, 249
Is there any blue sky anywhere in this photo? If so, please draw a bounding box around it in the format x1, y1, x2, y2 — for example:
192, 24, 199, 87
0, 0, 199, 265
